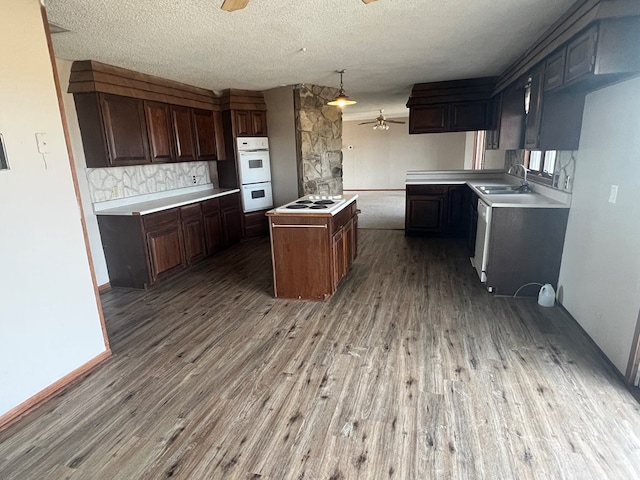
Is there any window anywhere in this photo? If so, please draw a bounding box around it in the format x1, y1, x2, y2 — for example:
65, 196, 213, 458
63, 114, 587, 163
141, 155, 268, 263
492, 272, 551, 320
473, 130, 486, 170
524, 150, 556, 184
0, 133, 8, 171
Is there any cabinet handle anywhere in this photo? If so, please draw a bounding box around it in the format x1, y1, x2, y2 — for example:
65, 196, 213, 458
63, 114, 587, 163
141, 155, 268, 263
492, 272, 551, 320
272, 224, 327, 229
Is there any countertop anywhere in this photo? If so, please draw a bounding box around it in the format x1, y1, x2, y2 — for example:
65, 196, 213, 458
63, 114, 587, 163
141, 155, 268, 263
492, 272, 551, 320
266, 194, 359, 217
93, 185, 240, 216
406, 170, 571, 209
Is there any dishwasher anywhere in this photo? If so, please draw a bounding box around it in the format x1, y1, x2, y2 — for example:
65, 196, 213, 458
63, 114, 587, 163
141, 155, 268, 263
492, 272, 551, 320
471, 198, 491, 285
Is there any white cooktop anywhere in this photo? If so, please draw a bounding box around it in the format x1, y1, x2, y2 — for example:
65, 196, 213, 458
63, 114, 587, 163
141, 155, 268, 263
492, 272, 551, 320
274, 195, 350, 214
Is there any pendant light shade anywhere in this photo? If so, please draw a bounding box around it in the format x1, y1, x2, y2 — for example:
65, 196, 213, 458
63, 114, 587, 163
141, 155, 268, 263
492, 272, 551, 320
327, 70, 357, 107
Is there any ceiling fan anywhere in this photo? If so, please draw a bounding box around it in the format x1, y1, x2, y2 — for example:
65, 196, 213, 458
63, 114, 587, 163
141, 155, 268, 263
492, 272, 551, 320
359, 110, 406, 130
221, 0, 378, 12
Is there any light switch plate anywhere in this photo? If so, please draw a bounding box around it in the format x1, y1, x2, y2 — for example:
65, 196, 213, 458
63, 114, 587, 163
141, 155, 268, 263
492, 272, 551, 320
608, 185, 618, 204
35, 132, 49, 154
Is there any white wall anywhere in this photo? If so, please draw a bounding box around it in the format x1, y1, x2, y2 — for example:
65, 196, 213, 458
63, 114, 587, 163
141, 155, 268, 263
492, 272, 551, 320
0, 0, 107, 416
264, 86, 299, 206
342, 119, 466, 189
56, 58, 110, 286
558, 77, 640, 375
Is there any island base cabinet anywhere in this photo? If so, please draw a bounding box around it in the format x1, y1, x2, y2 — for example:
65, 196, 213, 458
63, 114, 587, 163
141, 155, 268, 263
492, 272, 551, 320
268, 201, 358, 301
271, 220, 333, 301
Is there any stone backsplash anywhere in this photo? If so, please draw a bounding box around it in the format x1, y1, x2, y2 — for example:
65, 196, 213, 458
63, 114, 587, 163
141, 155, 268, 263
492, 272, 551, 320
87, 161, 217, 203
504, 150, 576, 193
294, 85, 343, 196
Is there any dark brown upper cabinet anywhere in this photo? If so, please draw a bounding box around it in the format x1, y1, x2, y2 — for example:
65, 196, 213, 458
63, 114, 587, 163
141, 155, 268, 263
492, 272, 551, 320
171, 106, 197, 162
192, 109, 218, 160
544, 49, 567, 91
250, 111, 268, 136
524, 67, 545, 150
407, 77, 497, 134
234, 110, 268, 137
74, 93, 151, 168
144, 101, 174, 163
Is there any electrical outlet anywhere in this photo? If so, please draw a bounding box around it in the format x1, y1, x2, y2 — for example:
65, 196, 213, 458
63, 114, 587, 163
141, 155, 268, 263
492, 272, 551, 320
112, 186, 119, 198
192, 175, 197, 184
608, 185, 618, 204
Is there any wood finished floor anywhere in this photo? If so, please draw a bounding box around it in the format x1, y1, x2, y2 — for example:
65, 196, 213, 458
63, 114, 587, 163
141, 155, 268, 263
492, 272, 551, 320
1, 230, 639, 479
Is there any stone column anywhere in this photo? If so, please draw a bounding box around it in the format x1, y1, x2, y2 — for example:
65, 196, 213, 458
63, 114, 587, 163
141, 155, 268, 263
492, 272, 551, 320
294, 85, 343, 196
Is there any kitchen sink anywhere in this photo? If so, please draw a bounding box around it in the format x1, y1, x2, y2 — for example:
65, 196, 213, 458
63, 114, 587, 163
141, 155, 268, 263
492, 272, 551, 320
476, 185, 532, 195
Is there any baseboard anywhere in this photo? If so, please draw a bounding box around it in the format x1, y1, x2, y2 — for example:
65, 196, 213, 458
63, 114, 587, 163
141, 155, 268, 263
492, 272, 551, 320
98, 282, 111, 292
0, 349, 112, 432
556, 302, 632, 385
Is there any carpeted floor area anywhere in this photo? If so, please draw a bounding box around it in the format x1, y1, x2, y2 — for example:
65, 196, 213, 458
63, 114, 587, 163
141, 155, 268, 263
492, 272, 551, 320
345, 189, 405, 229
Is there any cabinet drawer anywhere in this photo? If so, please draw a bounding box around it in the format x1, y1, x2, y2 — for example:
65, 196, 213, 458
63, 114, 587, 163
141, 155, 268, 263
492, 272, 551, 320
202, 197, 221, 214
407, 184, 449, 195
220, 192, 240, 209
180, 203, 202, 220
143, 208, 180, 229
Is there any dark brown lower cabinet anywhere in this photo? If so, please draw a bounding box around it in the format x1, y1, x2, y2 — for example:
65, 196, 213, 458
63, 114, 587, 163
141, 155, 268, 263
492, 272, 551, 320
180, 203, 206, 265
405, 184, 470, 237
220, 193, 243, 245
202, 198, 224, 255
243, 209, 270, 237
486, 207, 569, 296
97, 193, 242, 289
268, 201, 358, 301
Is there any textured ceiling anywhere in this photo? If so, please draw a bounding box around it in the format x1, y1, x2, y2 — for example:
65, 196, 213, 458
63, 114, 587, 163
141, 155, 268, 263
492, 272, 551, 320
46, 0, 577, 121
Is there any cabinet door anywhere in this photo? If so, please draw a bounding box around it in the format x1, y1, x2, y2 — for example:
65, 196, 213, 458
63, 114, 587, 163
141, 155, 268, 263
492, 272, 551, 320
451, 101, 491, 131
331, 228, 346, 291
250, 111, 268, 136
498, 85, 525, 150
524, 67, 544, 150
485, 95, 501, 150
144, 101, 174, 163
213, 110, 226, 161
220, 193, 242, 245
171, 106, 197, 161
271, 221, 332, 300
406, 195, 447, 234
203, 209, 224, 255
193, 109, 218, 160
447, 186, 470, 237
100, 94, 150, 165
565, 26, 597, 84
544, 49, 566, 91
234, 110, 252, 136
408, 105, 448, 133
344, 217, 356, 268
146, 225, 185, 282
180, 204, 206, 265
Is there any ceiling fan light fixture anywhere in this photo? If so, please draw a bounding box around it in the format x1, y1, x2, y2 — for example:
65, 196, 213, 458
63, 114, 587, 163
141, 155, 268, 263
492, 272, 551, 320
327, 70, 357, 107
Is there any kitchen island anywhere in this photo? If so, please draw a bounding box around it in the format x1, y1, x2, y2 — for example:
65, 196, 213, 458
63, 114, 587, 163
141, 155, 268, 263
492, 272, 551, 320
266, 194, 358, 301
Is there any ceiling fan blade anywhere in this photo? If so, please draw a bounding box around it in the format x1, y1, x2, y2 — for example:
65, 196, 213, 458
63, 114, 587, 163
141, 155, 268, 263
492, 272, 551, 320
221, 0, 250, 12
362, 0, 379, 3
358, 121, 376, 125
386, 120, 406, 124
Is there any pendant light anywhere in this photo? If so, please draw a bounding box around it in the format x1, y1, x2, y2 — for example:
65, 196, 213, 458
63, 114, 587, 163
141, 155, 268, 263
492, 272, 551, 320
327, 70, 357, 107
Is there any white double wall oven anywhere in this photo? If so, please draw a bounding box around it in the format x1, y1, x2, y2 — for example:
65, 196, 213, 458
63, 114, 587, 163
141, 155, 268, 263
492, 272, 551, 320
236, 137, 274, 213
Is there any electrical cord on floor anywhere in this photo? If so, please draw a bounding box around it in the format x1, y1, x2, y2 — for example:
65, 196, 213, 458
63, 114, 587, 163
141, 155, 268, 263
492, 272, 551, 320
513, 282, 543, 298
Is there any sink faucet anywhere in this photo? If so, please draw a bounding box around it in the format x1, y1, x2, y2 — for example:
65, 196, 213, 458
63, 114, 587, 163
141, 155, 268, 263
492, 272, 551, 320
508, 163, 530, 189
